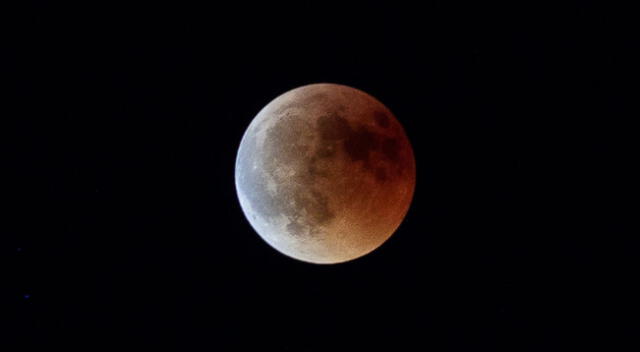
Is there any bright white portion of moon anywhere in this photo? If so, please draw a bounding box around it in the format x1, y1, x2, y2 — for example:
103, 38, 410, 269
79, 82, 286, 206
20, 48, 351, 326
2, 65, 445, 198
235, 83, 415, 264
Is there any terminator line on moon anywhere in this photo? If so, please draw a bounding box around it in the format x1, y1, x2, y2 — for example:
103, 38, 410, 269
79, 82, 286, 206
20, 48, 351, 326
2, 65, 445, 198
235, 83, 415, 264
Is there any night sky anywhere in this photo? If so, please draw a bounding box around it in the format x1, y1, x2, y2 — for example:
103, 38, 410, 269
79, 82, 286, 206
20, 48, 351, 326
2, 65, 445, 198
4, 2, 634, 350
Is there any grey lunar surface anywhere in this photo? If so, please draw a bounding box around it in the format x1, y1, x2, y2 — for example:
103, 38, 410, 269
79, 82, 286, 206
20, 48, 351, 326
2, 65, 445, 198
235, 83, 415, 263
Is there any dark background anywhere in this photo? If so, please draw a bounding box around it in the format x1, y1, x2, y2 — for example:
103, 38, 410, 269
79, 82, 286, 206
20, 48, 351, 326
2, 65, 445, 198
3, 2, 635, 350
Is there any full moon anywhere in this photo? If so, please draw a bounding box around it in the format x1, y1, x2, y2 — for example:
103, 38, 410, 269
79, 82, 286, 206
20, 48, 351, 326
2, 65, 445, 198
235, 83, 415, 264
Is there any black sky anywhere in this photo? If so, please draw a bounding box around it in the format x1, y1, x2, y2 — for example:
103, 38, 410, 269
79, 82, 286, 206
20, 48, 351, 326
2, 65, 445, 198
3, 2, 635, 350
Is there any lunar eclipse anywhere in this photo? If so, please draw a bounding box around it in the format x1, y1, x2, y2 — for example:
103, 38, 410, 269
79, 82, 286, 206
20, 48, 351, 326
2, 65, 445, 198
235, 83, 415, 264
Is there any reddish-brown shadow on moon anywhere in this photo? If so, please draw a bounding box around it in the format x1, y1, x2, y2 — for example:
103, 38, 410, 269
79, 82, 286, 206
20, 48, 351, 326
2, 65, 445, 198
235, 83, 415, 264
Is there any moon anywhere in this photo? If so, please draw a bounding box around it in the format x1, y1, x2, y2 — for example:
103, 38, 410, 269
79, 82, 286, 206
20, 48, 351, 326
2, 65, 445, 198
235, 83, 415, 264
